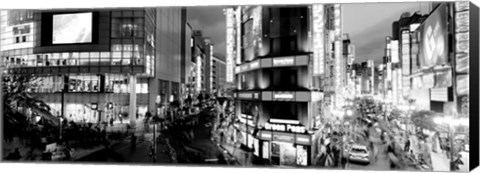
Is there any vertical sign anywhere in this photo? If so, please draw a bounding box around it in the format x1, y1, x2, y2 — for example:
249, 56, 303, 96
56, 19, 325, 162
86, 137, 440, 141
312, 4, 325, 75
235, 7, 242, 65
401, 30, 411, 96
455, 1, 469, 117
196, 56, 202, 92
252, 7, 262, 57
226, 8, 235, 83
392, 69, 397, 104
333, 4, 341, 37
334, 40, 342, 107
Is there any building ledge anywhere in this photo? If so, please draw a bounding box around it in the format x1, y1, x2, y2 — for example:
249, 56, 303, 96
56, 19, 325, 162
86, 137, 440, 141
234, 90, 323, 102
6, 65, 146, 75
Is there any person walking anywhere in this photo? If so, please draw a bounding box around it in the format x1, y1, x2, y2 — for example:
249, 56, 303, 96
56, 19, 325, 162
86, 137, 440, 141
405, 138, 411, 152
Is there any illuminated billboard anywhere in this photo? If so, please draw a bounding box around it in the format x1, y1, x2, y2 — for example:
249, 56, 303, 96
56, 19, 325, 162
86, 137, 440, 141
52, 12, 92, 44
417, 4, 448, 69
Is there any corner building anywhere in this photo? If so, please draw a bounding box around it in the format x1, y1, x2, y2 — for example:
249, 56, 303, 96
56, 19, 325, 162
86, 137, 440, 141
0, 8, 186, 126
226, 5, 342, 166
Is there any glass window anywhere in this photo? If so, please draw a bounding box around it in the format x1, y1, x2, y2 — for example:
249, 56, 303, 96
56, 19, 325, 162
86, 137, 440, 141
133, 10, 144, 17
90, 52, 100, 58
112, 44, 122, 51
80, 52, 89, 59
123, 44, 132, 51
100, 52, 110, 58
123, 52, 132, 58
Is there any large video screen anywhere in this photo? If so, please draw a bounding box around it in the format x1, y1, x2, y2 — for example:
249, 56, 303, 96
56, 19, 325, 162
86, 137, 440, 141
52, 12, 92, 44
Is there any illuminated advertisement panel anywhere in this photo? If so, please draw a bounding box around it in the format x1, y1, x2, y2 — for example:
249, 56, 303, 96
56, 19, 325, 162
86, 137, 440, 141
52, 12, 92, 44
417, 3, 448, 69
312, 4, 325, 75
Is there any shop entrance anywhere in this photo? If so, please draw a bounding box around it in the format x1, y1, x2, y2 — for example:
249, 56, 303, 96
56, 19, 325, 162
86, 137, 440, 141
271, 142, 296, 166
270, 141, 309, 166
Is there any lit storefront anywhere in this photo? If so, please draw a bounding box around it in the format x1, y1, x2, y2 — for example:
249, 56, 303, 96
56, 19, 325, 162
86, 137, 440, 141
1, 9, 184, 124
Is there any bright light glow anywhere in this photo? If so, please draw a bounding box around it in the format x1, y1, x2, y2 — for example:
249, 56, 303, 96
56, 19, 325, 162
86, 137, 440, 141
346, 109, 353, 116
52, 12, 92, 44
273, 57, 294, 66
273, 93, 294, 99
35, 116, 42, 123
270, 118, 300, 124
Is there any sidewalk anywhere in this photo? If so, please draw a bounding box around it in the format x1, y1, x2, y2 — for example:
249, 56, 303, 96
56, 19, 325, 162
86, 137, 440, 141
220, 142, 250, 166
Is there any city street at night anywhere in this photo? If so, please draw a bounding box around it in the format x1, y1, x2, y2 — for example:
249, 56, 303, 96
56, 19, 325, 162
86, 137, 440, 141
1, 1, 474, 172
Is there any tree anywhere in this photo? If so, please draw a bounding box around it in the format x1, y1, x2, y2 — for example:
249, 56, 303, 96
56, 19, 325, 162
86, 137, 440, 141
410, 110, 437, 132
3, 74, 56, 139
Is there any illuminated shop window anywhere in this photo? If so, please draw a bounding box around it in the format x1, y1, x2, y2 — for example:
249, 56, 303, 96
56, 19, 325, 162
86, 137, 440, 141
68, 74, 100, 93
136, 83, 149, 94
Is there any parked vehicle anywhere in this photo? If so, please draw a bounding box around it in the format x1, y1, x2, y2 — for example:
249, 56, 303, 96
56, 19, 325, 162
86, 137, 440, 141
348, 145, 370, 164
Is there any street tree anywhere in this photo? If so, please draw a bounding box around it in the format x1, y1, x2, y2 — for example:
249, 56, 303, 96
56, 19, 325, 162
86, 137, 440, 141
3, 74, 56, 140
410, 110, 437, 135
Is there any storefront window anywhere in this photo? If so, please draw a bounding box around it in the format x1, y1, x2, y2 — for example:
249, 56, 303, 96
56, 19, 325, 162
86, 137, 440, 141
296, 145, 308, 166
262, 141, 270, 159
68, 74, 100, 92
271, 142, 297, 166
66, 103, 98, 123
136, 83, 148, 94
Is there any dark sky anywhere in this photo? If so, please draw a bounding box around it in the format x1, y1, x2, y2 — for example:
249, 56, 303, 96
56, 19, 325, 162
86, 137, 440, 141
187, 2, 432, 63
187, 6, 226, 56
343, 2, 431, 64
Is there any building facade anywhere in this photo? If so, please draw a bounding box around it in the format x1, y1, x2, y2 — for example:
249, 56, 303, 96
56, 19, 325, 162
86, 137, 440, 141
211, 53, 226, 93
226, 4, 345, 166
1, 8, 186, 125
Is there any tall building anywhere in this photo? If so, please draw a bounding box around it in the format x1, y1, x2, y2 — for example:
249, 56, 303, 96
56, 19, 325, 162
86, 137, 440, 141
225, 4, 345, 166
190, 30, 218, 94
0, 8, 187, 126
181, 16, 193, 99
211, 53, 226, 93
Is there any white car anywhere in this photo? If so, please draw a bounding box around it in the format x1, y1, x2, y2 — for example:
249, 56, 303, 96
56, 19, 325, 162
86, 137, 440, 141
348, 145, 370, 164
